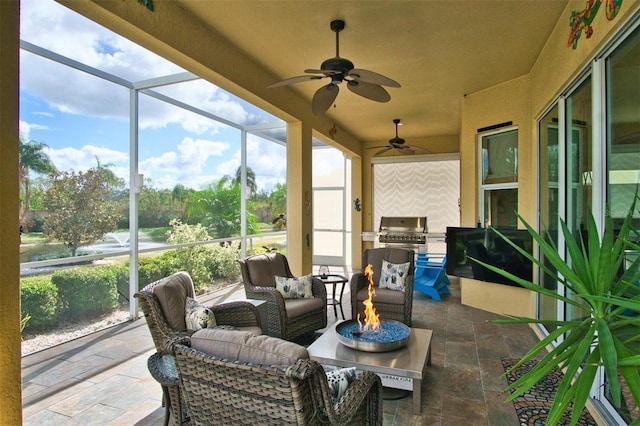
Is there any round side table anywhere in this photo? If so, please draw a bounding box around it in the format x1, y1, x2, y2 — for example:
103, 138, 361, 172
314, 274, 348, 320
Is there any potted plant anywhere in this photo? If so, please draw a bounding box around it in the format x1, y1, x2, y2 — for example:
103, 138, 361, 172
472, 197, 640, 426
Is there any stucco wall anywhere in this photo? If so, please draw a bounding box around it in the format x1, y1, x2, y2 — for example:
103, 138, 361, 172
460, 74, 533, 227
459, 74, 536, 317
457, 1, 640, 318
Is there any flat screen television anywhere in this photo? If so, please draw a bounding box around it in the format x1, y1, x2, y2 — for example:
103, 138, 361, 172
445, 226, 534, 287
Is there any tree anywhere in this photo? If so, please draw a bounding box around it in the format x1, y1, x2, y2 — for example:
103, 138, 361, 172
234, 166, 257, 198
94, 155, 122, 188
42, 168, 118, 256
269, 182, 287, 216
19, 137, 57, 230
187, 177, 259, 238
138, 182, 173, 228
171, 183, 192, 219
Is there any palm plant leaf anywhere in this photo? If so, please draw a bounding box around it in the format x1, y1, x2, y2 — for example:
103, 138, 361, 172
469, 195, 640, 425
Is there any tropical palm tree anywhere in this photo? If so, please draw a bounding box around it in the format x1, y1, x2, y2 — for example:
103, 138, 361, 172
171, 183, 191, 218
234, 166, 257, 198
94, 155, 121, 187
19, 138, 57, 230
269, 182, 287, 216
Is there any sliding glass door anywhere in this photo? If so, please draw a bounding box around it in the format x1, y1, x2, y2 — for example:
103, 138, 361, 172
536, 17, 639, 424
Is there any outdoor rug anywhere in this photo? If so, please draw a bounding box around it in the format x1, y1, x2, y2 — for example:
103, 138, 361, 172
501, 357, 597, 426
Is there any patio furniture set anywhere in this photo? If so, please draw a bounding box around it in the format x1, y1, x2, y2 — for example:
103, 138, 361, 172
135, 248, 440, 425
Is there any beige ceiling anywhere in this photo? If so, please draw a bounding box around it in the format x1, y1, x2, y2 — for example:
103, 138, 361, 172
176, 0, 568, 144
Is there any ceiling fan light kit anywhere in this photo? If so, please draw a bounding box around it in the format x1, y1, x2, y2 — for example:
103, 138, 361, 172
268, 19, 400, 115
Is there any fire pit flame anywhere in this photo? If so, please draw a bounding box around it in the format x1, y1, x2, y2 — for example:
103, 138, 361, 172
356, 263, 380, 333
338, 263, 410, 352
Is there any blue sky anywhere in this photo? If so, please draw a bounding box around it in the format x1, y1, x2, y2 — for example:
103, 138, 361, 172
18, 0, 343, 193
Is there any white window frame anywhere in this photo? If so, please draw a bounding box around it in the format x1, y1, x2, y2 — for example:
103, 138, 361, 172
477, 126, 519, 227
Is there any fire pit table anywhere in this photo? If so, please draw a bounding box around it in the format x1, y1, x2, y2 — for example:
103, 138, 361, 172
307, 321, 433, 415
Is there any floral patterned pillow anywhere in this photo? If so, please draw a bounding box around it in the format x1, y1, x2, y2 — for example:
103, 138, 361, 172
185, 297, 217, 331
325, 367, 357, 405
275, 273, 314, 299
378, 260, 410, 291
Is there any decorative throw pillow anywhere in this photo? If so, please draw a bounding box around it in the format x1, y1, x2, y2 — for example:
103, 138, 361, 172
275, 273, 314, 299
325, 367, 357, 404
379, 259, 410, 291
185, 297, 217, 331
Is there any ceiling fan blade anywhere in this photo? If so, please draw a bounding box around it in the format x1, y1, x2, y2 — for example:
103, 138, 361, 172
312, 83, 339, 115
374, 147, 393, 156
349, 69, 401, 88
407, 145, 432, 154
304, 68, 342, 75
347, 81, 390, 102
267, 75, 324, 88
397, 146, 415, 155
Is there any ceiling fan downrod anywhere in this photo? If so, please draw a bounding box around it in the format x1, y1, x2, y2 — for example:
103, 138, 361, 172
330, 19, 345, 58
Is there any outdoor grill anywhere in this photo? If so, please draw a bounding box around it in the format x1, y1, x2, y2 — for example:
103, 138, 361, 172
377, 216, 428, 251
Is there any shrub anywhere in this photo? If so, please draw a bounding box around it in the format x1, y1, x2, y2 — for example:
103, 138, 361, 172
110, 264, 130, 304
172, 245, 214, 293
133, 254, 176, 288
210, 240, 241, 278
52, 267, 119, 320
166, 220, 215, 293
20, 276, 59, 331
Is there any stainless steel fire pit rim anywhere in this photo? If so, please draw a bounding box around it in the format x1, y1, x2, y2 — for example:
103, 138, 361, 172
335, 319, 411, 353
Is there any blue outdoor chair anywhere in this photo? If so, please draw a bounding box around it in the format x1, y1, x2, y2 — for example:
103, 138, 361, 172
414, 253, 450, 301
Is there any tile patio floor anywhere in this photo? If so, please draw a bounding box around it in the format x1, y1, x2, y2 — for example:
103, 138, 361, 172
22, 273, 539, 425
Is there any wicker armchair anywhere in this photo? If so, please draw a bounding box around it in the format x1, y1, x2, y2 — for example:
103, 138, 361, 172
135, 271, 262, 425
170, 332, 383, 425
238, 253, 327, 341
350, 247, 415, 326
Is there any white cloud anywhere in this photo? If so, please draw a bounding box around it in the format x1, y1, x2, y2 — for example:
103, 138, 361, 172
40, 137, 232, 190
213, 137, 287, 192
20, 120, 51, 141
19, 120, 32, 140
34, 111, 55, 118
44, 144, 129, 175
146, 81, 250, 133
139, 137, 230, 189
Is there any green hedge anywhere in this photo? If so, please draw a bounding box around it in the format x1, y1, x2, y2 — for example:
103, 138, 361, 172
20, 276, 59, 331
128, 254, 177, 290
52, 267, 119, 320
111, 264, 130, 304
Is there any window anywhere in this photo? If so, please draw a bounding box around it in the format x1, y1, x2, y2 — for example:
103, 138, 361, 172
604, 24, 640, 424
479, 128, 519, 227
538, 105, 560, 329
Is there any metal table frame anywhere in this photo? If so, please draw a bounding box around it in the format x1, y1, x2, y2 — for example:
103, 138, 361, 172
314, 274, 348, 320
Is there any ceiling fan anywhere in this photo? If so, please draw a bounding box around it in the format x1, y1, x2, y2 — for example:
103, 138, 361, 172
267, 19, 400, 115
371, 119, 432, 156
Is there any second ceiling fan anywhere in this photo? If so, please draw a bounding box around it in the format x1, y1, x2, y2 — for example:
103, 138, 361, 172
371, 119, 432, 156
267, 19, 400, 115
